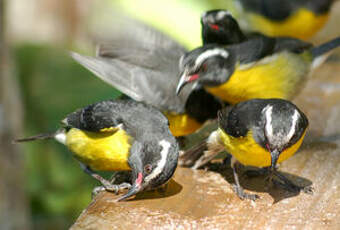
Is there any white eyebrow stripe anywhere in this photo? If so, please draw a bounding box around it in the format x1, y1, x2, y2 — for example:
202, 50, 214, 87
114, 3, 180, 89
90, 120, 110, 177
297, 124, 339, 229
216, 10, 231, 20
194, 48, 229, 69
286, 109, 300, 142
144, 139, 171, 183
264, 105, 273, 139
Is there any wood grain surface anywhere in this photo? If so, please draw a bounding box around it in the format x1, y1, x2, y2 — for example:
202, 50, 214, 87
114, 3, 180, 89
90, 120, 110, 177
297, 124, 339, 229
71, 5, 340, 230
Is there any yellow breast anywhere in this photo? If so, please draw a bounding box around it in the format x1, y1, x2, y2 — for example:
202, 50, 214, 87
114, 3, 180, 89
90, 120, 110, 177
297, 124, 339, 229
207, 52, 311, 104
218, 129, 306, 167
247, 8, 329, 39
164, 112, 202, 137
66, 128, 131, 171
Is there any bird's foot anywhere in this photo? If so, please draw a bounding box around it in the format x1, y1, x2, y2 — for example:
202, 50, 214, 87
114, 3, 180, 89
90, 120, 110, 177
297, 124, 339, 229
92, 182, 132, 198
232, 184, 259, 201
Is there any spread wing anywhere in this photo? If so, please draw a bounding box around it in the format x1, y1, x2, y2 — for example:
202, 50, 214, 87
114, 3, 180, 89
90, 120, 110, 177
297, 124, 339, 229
72, 21, 192, 114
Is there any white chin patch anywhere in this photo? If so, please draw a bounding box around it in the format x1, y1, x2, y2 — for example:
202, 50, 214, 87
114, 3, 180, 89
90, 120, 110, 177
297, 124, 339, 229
144, 140, 171, 183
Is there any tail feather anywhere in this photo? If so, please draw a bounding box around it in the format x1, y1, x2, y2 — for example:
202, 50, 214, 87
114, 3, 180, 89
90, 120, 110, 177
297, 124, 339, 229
179, 141, 208, 167
14, 130, 61, 143
311, 37, 340, 59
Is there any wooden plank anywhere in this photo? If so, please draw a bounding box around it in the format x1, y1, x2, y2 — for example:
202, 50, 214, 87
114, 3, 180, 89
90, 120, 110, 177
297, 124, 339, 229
71, 62, 340, 230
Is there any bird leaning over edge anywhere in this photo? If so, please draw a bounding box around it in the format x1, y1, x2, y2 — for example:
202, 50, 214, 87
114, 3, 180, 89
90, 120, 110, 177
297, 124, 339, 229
223, 0, 335, 39
15, 99, 179, 201
71, 18, 222, 138
176, 34, 340, 105
187, 98, 312, 200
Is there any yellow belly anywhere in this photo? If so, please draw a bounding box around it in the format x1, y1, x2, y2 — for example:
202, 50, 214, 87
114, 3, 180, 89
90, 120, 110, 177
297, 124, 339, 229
66, 128, 131, 171
207, 52, 311, 104
248, 9, 329, 39
218, 129, 306, 167
165, 112, 202, 137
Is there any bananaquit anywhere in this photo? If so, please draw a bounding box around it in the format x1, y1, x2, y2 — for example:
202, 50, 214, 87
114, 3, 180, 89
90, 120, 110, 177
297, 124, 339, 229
176, 36, 340, 105
71, 22, 222, 138
192, 99, 311, 200
15, 99, 179, 201
223, 0, 335, 39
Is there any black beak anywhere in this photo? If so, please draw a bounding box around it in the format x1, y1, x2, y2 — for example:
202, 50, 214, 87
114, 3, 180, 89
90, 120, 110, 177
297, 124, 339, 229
176, 71, 189, 95
116, 172, 143, 202
270, 149, 280, 171
176, 70, 200, 95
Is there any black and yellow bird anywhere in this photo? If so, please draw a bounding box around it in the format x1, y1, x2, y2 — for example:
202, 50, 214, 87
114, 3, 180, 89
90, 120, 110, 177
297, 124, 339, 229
15, 99, 179, 201
176, 35, 340, 104
224, 0, 335, 39
71, 21, 222, 138
189, 98, 311, 200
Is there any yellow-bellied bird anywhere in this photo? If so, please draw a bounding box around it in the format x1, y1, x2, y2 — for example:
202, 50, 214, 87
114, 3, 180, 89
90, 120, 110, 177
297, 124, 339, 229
189, 98, 311, 200
176, 36, 340, 104
224, 0, 335, 39
15, 99, 179, 201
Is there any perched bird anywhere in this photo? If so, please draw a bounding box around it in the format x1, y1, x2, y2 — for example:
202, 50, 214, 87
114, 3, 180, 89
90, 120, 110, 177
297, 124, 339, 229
71, 21, 222, 138
15, 99, 179, 201
187, 99, 311, 200
176, 36, 340, 104
224, 0, 335, 39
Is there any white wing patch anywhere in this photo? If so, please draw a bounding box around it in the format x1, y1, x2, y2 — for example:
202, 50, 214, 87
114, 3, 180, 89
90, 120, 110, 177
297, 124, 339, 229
144, 139, 171, 183
195, 48, 229, 69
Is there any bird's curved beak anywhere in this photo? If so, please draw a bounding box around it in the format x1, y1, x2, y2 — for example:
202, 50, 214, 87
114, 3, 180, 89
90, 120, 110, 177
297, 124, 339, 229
176, 71, 199, 95
117, 172, 143, 201
270, 149, 280, 171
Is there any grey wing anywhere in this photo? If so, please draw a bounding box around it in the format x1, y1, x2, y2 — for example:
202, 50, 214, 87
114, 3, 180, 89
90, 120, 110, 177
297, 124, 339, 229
72, 20, 193, 113
95, 17, 187, 66
71, 52, 192, 114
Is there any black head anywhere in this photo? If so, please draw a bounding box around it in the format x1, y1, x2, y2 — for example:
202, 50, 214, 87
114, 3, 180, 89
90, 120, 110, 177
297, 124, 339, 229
118, 138, 179, 201
201, 9, 247, 45
176, 45, 236, 95
259, 100, 309, 169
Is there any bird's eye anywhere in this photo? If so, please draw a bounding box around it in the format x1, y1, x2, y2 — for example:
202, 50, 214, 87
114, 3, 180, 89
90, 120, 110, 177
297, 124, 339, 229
201, 64, 207, 72
210, 24, 220, 31
144, 164, 152, 174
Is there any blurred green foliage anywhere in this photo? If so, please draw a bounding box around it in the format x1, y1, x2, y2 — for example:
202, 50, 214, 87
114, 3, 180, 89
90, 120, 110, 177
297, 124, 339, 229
111, 0, 228, 48
14, 44, 121, 229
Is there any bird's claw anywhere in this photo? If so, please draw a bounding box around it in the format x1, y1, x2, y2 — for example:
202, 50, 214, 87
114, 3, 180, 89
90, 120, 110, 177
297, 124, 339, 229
91, 182, 132, 198
232, 184, 259, 201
